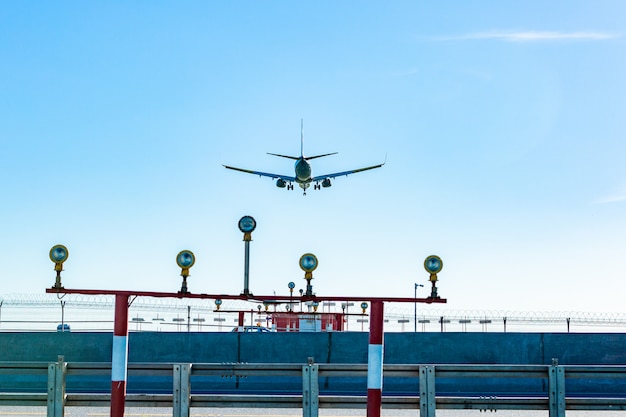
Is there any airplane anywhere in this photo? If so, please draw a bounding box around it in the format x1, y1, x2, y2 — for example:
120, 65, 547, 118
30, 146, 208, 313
222, 120, 385, 195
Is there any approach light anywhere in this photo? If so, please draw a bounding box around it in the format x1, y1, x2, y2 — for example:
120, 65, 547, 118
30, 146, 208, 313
299, 253, 318, 273
238, 215, 256, 241
176, 250, 195, 294
312, 301, 319, 312
424, 255, 443, 299
214, 299, 222, 311
49, 244, 69, 289
361, 302, 368, 314
299, 253, 318, 296
424, 255, 443, 275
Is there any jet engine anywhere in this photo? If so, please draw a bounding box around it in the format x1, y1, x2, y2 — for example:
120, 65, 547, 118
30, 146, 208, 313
276, 179, 286, 188
322, 178, 332, 188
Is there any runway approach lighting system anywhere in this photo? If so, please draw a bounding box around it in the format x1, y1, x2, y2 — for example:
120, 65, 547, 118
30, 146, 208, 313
49, 244, 69, 289
299, 253, 318, 296
239, 215, 256, 296
44, 214, 447, 417
176, 250, 195, 294
424, 255, 443, 299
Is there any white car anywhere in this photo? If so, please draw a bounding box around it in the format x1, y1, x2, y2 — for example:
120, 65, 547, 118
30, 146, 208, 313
231, 326, 272, 333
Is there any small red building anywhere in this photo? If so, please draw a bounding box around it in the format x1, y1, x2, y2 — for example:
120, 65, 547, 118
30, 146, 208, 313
271, 312, 345, 332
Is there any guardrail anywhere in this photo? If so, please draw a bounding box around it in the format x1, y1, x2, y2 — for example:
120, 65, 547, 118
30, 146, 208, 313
2, 356, 626, 417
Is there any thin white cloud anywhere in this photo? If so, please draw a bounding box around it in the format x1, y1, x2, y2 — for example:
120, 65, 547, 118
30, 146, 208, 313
593, 194, 626, 205
438, 31, 619, 42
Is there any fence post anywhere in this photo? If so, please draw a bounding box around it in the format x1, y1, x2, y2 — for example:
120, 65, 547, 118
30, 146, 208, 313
47, 355, 66, 417
173, 364, 191, 417
302, 357, 319, 417
548, 361, 565, 417
419, 365, 436, 417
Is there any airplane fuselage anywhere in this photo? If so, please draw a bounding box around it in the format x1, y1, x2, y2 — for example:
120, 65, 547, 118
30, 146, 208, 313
294, 158, 312, 183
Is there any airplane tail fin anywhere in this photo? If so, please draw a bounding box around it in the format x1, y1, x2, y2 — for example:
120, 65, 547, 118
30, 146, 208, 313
268, 119, 337, 160
301, 119, 338, 160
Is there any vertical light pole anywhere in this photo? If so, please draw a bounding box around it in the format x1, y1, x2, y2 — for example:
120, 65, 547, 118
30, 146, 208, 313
238, 216, 257, 296
288, 282, 295, 312
414, 283, 423, 332
60, 300, 66, 331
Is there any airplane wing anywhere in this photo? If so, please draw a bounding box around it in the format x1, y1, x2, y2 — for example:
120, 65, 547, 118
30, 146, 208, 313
311, 161, 385, 182
222, 165, 296, 182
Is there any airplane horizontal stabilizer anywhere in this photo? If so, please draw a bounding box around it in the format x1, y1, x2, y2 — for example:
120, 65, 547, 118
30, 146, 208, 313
305, 152, 338, 160
267, 153, 299, 160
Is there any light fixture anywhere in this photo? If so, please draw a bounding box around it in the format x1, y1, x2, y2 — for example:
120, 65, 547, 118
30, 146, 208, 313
424, 255, 443, 299
299, 253, 318, 296
49, 245, 69, 289
176, 250, 195, 294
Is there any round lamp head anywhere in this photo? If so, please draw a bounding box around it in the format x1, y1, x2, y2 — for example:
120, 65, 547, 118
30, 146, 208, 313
288, 281, 296, 290
299, 253, 318, 272
176, 250, 195, 269
238, 216, 257, 233
49, 245, 69, 264
424, 255, 443, 274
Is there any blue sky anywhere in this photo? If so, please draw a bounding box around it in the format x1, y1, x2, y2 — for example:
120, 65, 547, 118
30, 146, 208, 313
1, 2, 625, 313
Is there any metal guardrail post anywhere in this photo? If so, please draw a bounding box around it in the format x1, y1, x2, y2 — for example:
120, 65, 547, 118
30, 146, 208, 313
173, 364, 191, 417
47, 355, 66, 417
302, 357, 319, 417
549, 362, 565, 417
419, 365, 436, 417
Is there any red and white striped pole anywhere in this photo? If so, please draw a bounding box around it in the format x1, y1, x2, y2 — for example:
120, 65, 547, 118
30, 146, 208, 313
367, 300, 384, 417
111, 293, 129, 417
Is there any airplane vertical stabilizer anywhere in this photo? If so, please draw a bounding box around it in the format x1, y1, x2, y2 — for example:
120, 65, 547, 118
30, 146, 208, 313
300, 119, 304, 158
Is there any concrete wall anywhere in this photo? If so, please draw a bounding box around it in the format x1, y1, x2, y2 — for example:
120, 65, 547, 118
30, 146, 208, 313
2, 332, 626, 395
2, 332, 626, 365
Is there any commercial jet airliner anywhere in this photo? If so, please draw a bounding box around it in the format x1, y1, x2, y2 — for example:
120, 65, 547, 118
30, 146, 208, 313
223, 121, 385, 195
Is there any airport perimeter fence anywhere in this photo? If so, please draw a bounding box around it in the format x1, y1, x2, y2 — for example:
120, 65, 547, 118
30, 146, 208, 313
1, 293, 626, 333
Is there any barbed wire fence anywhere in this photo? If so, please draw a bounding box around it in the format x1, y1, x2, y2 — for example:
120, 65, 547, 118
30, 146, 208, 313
1, 293, 625, 333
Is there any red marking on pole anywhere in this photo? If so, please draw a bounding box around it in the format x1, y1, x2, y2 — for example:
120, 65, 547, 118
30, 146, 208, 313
111, 380, 126, 416
367, 300, 384, 417
238, 311, 245, 330
111, 293, 129, 417
369, 300, 384, 345
367, 388, 382, 414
